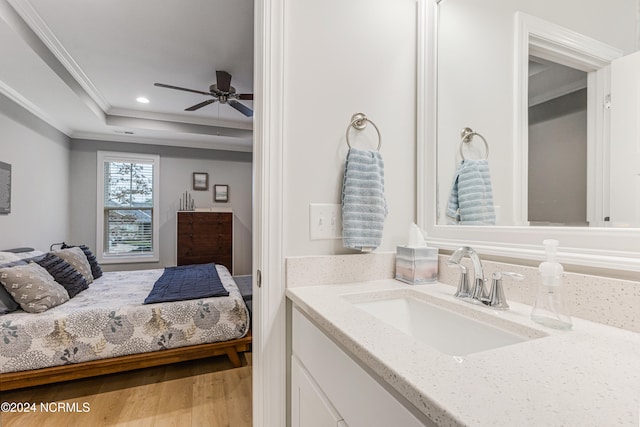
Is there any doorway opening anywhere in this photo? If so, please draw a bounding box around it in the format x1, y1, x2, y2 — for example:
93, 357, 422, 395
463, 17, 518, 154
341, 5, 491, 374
527, 56, 588, 226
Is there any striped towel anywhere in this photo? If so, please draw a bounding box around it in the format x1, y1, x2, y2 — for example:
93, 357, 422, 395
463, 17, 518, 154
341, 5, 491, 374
446, 159, 496, 225
342, 148, 388, 251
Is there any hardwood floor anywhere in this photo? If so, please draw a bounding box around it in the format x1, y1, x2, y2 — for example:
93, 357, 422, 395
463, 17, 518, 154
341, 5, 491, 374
0, 353, 252, 427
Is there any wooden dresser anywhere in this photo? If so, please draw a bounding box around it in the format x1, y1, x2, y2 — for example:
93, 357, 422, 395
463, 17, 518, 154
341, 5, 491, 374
177, 210, 233, 273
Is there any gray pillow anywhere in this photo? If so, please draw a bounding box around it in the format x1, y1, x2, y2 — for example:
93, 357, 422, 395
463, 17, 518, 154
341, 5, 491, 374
52, 247, 94, 284
0, 247, 35, 253
0, 259, 28, 315
0, 263, 70, 313
61, 243, 103, 279
0, 286, 19, 314
12, 250, 45, 260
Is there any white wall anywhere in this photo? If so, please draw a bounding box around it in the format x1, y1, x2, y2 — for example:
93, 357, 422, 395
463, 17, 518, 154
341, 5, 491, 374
282, 0, 417, 256
0, 93, 70, 251
436, 0, 636, 225
69, 140, 253, 274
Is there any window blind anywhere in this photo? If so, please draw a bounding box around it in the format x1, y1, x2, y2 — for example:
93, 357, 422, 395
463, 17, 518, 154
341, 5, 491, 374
103, 161, 154, 256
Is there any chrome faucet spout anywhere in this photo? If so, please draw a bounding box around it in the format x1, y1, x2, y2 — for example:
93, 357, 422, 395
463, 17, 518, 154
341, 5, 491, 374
447, 246, 488, 302
465, 247, 484, 282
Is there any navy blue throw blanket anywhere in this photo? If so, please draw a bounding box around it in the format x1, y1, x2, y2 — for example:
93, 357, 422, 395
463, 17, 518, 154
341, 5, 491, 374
144, 263, 229, 304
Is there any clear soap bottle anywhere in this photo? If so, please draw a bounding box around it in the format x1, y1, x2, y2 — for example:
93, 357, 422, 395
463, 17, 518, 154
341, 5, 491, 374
531, 239, 572, 330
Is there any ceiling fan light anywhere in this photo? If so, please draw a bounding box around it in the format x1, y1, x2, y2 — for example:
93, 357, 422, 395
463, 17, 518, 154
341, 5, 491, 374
154, 72, 253, 117
136, 97, 150, 104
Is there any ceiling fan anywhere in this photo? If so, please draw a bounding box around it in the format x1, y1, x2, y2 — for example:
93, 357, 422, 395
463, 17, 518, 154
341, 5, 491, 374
154, 70, 253, 117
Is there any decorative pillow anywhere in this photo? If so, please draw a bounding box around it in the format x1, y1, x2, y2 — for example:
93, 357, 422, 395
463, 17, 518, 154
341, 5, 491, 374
0, 263, 70, 313
0, 252, 21, 264
61, 243, 103, 279
12, 250, 45, 260
0, 286, 19, 315
33, 253, 89, 298
0, 253, 25, 316
52, 247, 94, 284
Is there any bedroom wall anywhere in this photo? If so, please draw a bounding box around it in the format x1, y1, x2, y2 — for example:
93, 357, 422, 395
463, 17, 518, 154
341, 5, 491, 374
282, 0, 417, 257
0, 93, 71, 251
69, 140, 253, 275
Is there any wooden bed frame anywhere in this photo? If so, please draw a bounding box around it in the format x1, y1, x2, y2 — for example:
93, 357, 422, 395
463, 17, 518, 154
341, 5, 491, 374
0, 332, 251, 391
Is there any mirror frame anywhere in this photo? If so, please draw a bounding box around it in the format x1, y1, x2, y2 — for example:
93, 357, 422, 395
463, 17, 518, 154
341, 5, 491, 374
417, 0, 640, 273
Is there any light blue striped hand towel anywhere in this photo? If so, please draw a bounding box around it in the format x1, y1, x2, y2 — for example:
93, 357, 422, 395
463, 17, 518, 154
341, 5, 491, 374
342, 148, 388, 251
446, 159, 496, 225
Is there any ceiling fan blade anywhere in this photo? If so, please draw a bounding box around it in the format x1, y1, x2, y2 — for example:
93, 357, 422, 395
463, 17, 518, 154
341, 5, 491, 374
228, 100, 253, 117
154, 83, 212, 96
216, 71, 232, 92
185, 99, 217, 111
237, 93, 253, 100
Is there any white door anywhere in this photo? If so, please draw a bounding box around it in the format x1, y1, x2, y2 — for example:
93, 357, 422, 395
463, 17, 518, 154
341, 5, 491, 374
610, 50, 640, 226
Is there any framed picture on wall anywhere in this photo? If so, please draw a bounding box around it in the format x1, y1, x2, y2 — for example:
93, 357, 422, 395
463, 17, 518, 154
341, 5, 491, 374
192, 172, 209, 191
214, 184, 229, 202
0, 161, 11, 214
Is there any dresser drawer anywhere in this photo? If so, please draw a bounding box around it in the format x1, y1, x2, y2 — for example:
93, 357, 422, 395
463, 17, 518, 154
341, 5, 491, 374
177, 234, 231, 248
177, 244, 231, 258
178, 212, 233, 230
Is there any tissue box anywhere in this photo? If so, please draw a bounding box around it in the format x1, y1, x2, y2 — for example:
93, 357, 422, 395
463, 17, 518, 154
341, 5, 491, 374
395, 246, 438, 284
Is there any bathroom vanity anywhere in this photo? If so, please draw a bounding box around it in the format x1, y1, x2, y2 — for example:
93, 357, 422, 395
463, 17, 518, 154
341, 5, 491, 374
291, 304, 426, 427
287, 279, 640, 427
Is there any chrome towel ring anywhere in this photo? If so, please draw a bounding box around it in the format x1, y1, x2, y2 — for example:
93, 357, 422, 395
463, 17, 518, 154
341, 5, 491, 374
459, 127, 489, 160
346, 113, 382, 151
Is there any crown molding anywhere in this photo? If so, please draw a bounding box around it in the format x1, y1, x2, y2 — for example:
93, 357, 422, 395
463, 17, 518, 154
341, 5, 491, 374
7, 0, 110, 111
0, 77, 72, 135
107, 107, 253, 131
71, 131, 253, 152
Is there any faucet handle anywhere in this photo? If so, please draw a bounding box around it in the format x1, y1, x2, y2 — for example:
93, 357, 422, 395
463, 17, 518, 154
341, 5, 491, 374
488, 271, 524, 310
447, 262, 471, 298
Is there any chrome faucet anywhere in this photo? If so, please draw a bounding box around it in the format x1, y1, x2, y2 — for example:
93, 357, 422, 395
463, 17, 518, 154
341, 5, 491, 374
447, 246, 489, 303
487, 271, 524, 310
447, 246, 525, 309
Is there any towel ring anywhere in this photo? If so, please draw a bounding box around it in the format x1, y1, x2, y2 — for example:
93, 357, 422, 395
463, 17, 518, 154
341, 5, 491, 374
459, 127, 489, 160
345, 113, 382, 151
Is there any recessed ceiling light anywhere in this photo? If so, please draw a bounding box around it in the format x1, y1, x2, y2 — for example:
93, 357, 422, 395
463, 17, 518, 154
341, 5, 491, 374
136, 97, 150, 104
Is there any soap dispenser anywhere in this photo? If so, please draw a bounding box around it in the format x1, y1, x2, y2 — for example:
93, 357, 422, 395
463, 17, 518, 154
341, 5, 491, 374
531, 239, 572, 330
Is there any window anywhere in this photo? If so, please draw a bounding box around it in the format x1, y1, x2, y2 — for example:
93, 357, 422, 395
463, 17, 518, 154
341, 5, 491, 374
97, 152, 159, 263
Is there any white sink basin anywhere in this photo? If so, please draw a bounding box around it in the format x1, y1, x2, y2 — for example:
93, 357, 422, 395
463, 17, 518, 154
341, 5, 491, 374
345, 289, 545, 356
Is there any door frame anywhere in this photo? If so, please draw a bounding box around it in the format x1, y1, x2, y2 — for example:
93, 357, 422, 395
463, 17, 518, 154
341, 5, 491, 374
253, 0, 287, 426
513, 12, 622, 226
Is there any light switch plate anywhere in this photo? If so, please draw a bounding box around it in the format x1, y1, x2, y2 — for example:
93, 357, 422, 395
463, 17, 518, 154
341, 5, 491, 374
309, 203, 342, 240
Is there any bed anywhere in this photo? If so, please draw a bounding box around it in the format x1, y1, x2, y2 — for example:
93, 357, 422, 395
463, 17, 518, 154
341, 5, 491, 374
0, 249, 251, 391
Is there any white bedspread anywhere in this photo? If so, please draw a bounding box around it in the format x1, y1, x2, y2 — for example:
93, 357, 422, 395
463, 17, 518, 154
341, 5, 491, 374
0, 265, 249, 373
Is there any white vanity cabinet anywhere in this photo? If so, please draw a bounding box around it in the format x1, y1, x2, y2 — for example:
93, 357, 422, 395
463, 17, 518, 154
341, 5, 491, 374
291, 355, 347, 427
291, 306, 430, 427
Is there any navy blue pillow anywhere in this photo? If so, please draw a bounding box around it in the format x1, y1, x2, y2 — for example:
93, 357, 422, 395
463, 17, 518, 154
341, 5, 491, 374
61, 243, 103, 279
34, 253, 89, 298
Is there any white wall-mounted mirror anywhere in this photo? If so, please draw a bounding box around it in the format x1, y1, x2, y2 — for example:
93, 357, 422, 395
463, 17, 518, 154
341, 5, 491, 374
418, 0, 640, 272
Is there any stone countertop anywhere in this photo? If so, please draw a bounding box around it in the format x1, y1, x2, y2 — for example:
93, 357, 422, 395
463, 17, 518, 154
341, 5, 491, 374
286, 280, 640, 427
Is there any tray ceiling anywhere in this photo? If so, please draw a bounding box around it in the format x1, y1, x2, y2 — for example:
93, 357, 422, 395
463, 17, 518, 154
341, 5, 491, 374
0, 0, 254, 151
